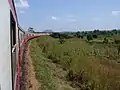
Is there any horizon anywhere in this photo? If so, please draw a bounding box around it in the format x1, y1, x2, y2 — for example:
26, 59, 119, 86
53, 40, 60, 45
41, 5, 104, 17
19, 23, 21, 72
15, 0, 120, 32
39, 28, 120, 33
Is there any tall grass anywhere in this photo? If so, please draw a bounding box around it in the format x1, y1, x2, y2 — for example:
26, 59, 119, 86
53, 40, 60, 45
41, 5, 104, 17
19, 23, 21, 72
30, 36, 120, 90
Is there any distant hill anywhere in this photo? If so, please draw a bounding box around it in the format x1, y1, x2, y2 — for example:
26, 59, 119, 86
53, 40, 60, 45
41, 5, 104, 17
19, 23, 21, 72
43, 30, 53, 33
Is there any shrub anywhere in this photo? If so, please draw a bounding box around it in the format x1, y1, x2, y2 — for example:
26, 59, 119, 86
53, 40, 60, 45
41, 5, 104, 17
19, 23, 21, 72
114, 39, 120, 44
48, 53, 60, 63
93, 34, 97, 38
87, 35, 93, 41
117, 45, 120, 55
66, 70, 91, 89
103, 37, 108, 44
75, 31, 84, 39
59, 38, 65, 44
77, 35, 81, 38
42, 46, 47, 53
67, 69, 74, 81
114, 36, 120, 44
80, 35, 84, 39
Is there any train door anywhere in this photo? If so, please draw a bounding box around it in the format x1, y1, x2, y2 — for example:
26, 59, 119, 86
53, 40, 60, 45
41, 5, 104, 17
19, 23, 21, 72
10, 11, 17, 89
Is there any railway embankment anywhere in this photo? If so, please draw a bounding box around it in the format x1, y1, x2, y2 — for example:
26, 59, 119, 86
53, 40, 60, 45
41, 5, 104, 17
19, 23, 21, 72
21, 36, 120, 90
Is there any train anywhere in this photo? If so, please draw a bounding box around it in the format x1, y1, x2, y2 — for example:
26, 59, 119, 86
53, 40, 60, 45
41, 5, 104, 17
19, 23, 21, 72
0, 0, 49, 90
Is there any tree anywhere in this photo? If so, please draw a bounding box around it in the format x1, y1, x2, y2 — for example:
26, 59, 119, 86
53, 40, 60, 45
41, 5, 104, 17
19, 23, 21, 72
76, 31, 80, 38
60, 33, 68, 39
112, 29, 117, 35
87, 35, 93, 41
28, 27, 35, 33
93, 29, 100, 34
50, 32, 60, 38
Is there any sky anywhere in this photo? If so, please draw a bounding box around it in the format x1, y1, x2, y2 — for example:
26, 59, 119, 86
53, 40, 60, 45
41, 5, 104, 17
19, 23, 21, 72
15, 0, 120, 32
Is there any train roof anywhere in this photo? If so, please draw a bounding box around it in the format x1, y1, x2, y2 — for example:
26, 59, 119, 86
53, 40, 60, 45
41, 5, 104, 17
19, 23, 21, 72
18, 24, 25, 32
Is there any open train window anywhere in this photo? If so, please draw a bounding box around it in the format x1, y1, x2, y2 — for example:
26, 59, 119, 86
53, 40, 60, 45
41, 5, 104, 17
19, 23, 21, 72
10, 12, 16, 47
10, 10, 16, 89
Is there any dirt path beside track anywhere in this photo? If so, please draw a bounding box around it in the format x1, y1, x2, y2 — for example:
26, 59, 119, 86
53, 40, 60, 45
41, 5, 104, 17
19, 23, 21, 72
20, 43, 40, 90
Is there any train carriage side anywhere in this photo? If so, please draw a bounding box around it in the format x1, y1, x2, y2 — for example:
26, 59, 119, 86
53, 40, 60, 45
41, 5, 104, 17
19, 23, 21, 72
0, 1, 50, 90
0, 0, 19, 90
0, 1, 12, 90
9, 0, 20, 90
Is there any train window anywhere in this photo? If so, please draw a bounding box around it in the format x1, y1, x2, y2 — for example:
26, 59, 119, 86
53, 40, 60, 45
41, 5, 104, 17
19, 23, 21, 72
10, 11, 17, 89
11, 16, 16, 46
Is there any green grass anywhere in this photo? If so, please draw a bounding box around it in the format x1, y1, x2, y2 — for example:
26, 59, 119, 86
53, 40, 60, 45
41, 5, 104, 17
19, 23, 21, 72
30, 36, 120, 90
30, 40, 57, 90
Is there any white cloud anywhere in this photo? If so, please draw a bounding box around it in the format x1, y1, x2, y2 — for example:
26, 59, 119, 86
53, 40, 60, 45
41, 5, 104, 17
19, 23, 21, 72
67, 14, 76, 22
68, 14, 74, 18
68, 19, 76, 22
51, 16, 59, 20
112, 11, 120, 16
15, 0, 29, 8
19, 10, 25, 14
15, 0, 29, 14
92, 17, 100, 21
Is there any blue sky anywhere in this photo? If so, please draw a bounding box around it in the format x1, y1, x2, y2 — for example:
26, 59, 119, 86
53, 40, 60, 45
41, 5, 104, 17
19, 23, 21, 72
15, 0, 120, 32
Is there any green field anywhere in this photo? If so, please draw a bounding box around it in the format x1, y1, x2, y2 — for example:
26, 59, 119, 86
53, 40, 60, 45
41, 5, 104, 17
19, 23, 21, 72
30, 36, 120, 90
